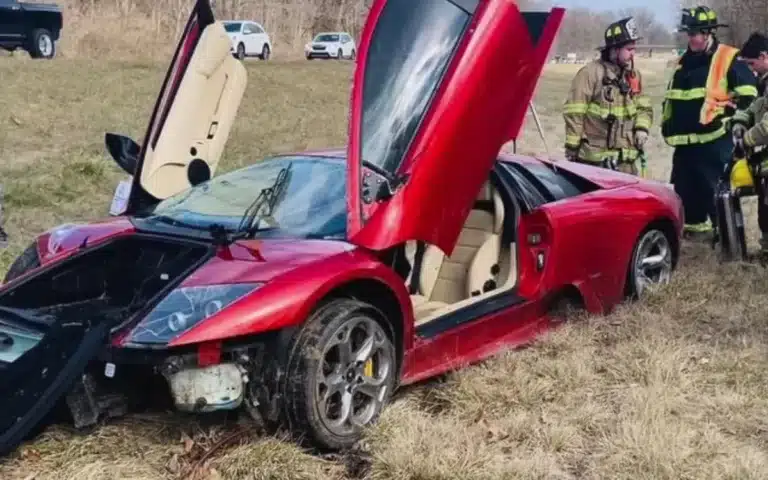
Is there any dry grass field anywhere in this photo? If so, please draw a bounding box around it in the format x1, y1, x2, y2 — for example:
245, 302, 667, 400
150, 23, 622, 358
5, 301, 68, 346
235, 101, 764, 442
1, 55, 768, 479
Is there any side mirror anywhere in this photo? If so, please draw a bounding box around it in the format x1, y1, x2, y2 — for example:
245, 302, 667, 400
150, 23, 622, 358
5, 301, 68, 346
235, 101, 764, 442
105, 132, 140, 175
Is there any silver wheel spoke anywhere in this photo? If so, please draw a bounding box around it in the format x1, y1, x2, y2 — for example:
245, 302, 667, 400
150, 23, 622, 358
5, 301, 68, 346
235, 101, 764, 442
641, 254, 667, 269
314, 313, 394, 437
325, 325, 352, 365
355, 375, 386, 401
634, 230, 673, 296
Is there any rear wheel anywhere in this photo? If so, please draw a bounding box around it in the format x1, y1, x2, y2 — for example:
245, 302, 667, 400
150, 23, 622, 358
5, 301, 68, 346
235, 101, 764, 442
260, 44, 270, 60
281, 298, 397, 450
626, 227, 673, 299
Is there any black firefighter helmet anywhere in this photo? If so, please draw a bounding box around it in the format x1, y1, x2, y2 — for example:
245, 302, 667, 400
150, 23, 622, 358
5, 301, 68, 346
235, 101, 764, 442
598, 17, 642, 51
678, 6, 728, 33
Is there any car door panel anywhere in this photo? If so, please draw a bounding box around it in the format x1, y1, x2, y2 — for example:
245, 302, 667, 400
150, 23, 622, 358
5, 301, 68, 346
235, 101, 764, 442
125, 0, 247, 212
346, 0, 564, 256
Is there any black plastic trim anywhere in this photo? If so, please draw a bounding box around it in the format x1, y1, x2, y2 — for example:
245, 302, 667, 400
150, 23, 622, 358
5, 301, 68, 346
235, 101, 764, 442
416, 289, 526, 338
448, 0, 479, 14
522, 12, 549, 45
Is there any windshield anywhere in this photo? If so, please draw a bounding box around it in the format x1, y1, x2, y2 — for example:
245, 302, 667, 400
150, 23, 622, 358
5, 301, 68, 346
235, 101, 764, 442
315, 34, 340, 42
136, 156, 347, 240
224, 22, 241, 33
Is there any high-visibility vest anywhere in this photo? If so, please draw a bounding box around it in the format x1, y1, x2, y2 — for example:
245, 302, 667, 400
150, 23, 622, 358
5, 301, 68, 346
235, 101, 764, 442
700, 44, 739, 125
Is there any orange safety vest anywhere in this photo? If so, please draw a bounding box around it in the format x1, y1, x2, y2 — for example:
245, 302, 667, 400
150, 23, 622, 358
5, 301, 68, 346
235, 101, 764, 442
700, 44, 739, 125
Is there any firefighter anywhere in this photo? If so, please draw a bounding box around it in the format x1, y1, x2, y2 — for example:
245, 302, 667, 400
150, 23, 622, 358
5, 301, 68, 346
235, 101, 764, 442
563, 17, 652, 175
736, 33, 768, 96
728, 32, 768, 257
661, 6, 758, 241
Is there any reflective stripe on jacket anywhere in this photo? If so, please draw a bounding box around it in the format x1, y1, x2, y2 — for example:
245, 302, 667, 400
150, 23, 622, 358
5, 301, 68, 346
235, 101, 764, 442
662, 40, 758, 147
731, 74, 768, 149
563, 59, 652, 163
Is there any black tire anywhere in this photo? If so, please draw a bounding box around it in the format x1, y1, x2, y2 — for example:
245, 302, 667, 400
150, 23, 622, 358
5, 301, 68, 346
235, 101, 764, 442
350, 49, 356, 60
28, 28, 55, 59
337, 48, 343, 60
625, 227, 673, 300
280, 298, 397, 450
260, 44, 270, 60
4, 241, 40, 284
236, 42, 245, 60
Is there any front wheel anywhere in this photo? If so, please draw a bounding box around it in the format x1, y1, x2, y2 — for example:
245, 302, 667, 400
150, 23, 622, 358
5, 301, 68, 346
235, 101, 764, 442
281, 298, 397, 450
625, 227, 673, 300
236, 42, 245, 60
260, 44, 270, 60
28, 29, 55, 59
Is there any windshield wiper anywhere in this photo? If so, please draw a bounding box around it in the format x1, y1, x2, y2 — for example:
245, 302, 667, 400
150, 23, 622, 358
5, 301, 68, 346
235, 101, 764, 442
228, 162, 294, 242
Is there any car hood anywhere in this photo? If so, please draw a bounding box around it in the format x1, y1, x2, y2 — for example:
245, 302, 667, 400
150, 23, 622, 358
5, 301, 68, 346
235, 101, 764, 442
181, 237, 356, 286
35, 217, 356, 284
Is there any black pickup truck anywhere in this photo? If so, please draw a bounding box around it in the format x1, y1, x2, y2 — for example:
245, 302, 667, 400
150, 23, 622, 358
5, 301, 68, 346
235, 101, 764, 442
0, 0, 62, 59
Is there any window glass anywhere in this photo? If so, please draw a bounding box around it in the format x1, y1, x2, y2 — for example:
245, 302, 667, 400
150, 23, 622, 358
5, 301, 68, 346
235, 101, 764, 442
315, 34, 340, 42
140, 156, 348, 240
499, 163, 548, 209
224, 22, 241, 33
514, 162, 583, 201
360, 0, 469, 174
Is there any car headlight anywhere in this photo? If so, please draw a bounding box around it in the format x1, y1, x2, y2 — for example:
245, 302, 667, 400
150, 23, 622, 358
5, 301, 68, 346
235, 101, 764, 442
126, 283, 263, 344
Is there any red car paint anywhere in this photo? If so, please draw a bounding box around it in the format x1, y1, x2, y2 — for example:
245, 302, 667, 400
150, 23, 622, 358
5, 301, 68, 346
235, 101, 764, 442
347, 1, 565, 256
4, 0, 684, 393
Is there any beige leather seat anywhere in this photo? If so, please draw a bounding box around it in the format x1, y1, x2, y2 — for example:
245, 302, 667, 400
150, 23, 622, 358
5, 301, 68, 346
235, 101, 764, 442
406, 181, 506, 322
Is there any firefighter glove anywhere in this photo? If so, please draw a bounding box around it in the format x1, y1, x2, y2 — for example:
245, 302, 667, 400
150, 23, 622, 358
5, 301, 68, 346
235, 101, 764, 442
564, 146, 578, 161
633, 130, 648, 149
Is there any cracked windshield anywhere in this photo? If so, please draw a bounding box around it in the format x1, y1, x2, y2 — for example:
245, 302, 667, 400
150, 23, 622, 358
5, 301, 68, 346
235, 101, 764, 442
140, 156, 347, 239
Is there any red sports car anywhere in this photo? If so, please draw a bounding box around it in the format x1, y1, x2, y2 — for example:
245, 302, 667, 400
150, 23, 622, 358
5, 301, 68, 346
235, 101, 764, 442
0, 0, 683, 454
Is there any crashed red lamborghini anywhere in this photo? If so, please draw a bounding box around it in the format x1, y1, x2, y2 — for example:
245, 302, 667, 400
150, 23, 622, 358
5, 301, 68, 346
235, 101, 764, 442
0, 0, 683, 455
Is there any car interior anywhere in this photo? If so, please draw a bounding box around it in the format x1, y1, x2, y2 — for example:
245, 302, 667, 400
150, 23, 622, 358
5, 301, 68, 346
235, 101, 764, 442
399, 174, 519, 325
139, 20, 247, 201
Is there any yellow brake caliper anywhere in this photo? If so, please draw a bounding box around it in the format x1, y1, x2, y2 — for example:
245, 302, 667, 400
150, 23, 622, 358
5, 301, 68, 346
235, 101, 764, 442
363, 358, 374, 377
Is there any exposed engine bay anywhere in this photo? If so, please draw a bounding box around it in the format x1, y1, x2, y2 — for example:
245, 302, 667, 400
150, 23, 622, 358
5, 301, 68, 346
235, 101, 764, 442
0, 234, 214, 456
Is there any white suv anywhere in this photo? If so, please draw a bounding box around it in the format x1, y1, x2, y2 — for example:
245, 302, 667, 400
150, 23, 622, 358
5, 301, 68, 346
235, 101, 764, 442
305, 32, 356, 60
223, 20, 272, 60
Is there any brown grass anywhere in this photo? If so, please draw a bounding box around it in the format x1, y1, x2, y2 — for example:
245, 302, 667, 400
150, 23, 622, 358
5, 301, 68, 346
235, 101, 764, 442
2, 55, 768, 479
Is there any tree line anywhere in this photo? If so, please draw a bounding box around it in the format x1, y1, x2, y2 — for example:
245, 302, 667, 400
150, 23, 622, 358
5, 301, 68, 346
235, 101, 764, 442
56, 0, 677, 59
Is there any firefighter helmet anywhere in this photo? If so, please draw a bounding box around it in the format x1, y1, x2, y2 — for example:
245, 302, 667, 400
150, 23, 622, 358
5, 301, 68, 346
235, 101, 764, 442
678, 6, 728, 33
599, 17, 642, 50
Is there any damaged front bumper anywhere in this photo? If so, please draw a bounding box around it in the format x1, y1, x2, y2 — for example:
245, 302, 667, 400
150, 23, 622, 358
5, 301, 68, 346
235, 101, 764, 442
0, 232, 217, 456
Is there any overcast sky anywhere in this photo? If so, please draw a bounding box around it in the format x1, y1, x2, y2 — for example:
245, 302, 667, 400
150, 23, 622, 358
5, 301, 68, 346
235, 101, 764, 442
552, 0, 678, 28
